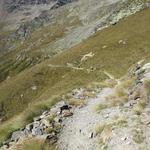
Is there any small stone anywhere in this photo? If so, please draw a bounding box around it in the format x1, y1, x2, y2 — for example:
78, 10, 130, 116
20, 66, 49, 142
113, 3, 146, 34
31, 86, 37, 90
3, 140, 10, 148
51, 107, 60, 114
40, 114, 46, 119
32, 127, 43, 136
123, 41, 126, 45
23, 129, 30, 135
8, 141, 15, 147
104, 114, 109, 118
33, 116, 41, 122
54, 117, 62, 123
26, 123, 33, 131
46, 135, 58, 144
118, 40, 123, 44
63, 112, 73, 117
21, 94, 24, 98
2, 145, 9, 149
41, 119, 50, 127
60, 105, 71, 114
37, 134, 52, 141
42, 111, 49, 116
145, 108, 150, 114
33, 121, 40, 128
89, 132, 94, 139
11, 131, 25, 142
102, 45, 107, 49
121, 137, 127, 141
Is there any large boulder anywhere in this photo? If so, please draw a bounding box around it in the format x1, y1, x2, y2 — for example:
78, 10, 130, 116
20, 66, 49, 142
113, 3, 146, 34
32, 127, 43, 136
26, 123, 34, 131
11, 131, 26, 142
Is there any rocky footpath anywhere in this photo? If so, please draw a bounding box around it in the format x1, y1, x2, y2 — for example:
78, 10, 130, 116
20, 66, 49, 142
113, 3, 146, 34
0, 88, 99, 150
58, 62, 150, 150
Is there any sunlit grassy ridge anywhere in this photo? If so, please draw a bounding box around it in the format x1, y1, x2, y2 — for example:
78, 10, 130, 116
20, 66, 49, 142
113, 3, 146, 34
0, 8, 150, 144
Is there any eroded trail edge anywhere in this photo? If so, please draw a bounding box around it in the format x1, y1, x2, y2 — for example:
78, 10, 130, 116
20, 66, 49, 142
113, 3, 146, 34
58, 88, 113, 150
58, 63, 150, 150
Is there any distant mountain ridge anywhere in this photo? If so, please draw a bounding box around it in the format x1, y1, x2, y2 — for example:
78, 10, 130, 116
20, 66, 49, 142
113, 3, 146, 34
0, 0, 149, 147
3, 0, 77, 13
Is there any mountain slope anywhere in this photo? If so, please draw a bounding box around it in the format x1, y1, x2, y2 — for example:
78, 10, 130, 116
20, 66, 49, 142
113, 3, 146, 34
0, 0, 148, 84
0, 7, 150, 145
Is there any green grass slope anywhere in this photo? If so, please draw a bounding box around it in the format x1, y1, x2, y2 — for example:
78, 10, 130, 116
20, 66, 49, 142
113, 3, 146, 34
0, 8, 150, 144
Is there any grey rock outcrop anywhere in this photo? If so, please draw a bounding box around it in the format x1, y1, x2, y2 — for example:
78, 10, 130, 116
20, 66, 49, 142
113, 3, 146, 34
1, 85, 97, 149
11, 131, 26, 142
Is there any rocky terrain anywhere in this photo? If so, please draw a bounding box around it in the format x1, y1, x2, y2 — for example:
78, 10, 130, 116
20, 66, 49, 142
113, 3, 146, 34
1, 62, 150, 150
0, 0, 150, 149
3, 0, 76, 13
58, 62, 150, 150
0, 81, 100, 149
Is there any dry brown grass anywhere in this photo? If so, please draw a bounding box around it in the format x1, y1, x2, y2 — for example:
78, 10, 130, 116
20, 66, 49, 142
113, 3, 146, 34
86, 82, 102, 90
67, 98, 86, 107
95, 123, 112, 144
105, 79, 133, 106
95, 124, 106, 136
82, 91, 96, 98
13, 138, 57, 150
144, 79, 150, 98
133, 98, 147, 115
94, 104, 108, 113
100, 79, 118, 88
106, 90, 128, 106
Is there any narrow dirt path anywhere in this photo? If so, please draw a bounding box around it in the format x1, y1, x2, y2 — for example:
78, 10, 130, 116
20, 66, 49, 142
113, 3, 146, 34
57, 88, 113, 150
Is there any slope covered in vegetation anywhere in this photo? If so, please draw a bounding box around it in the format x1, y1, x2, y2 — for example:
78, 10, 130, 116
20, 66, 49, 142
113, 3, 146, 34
0, 7, 150, 145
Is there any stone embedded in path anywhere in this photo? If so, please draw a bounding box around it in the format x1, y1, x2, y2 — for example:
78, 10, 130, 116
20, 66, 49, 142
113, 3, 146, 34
26, 123, 33, 131
33, 116, 41, 122
11, 131, 26, 142
60, 105, 72, 114
32, 127, 43, 136
41, 119, 51, 127
37, 134, 54, 141
63, 112, 73, 117
46, 134, 58, 144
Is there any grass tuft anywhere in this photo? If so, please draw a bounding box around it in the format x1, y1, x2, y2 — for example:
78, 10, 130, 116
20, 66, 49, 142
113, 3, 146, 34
132, 129, 144, 144
95, 124, 106, 136
133, 99, 147, 115
144, 79, 150, 98
95, 104, 108, 113
106, 79, 133, 106
67, 98, 86, 107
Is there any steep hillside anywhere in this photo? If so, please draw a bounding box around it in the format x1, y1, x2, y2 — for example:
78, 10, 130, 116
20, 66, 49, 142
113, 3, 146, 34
0, 7, 150, 146
0, 0, 149, 83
